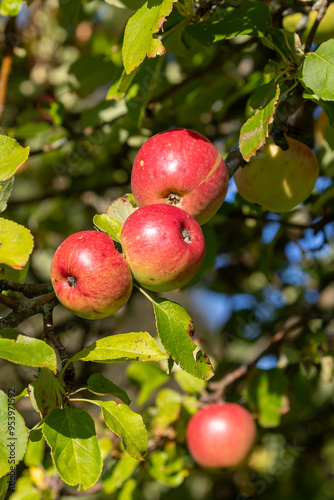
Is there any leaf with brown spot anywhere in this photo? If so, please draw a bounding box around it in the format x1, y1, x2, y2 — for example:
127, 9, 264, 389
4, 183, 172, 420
152, 298, 214, 381
239, 83, 280, 161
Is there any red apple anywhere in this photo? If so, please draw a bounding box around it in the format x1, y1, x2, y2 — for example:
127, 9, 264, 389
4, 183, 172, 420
50, 231, 133, 319
131, 128, 229, 225
186, 403, 256, 468
120, 204, 205, 292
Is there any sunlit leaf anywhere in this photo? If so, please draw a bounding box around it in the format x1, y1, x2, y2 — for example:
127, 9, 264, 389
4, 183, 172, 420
127, 361, 169, 404
0, 390, 28, 477
103, 453, 139, 494
0, 136, 29, 181
93, 214, 122, 243
302, 40, 334, 101
98, 400, 148, 460
0, 219, 34, 270
70, 331, 169, 363
122, 0, 176, 74
239, 83, 280, 160
247, 368, 288, 428
152, 298, 214, 380
43, 408, 102, 491
0, 332, 57, 372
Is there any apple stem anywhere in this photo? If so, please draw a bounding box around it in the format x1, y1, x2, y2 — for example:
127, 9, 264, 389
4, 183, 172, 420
166, 193, 182, 205
181, 228, 192, 243
67, 276, 77, 287
133, 282, 154, 303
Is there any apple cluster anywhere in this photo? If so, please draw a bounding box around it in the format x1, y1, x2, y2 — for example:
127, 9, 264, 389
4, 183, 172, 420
50, 128, 229, 319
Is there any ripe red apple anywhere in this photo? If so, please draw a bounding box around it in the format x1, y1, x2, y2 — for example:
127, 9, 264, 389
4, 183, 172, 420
186, 403, 256, 468
131, 128, 229, 225
234, 137, 319, 212
120, 204, 205, 292
50, 231, 133, 319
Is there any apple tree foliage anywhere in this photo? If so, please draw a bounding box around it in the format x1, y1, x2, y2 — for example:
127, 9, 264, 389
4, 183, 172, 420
0, 0, 334, 499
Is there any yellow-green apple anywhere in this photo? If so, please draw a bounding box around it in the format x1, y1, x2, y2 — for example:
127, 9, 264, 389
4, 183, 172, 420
120, 204, 205, 292
131, 128, 229, 225
234, 137, 318, 212
283, 4, 334, 45
186, 403, 256, 468
50, 231, 132, 319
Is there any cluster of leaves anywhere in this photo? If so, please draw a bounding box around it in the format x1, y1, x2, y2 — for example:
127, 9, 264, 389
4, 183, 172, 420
0, 0, 334, 499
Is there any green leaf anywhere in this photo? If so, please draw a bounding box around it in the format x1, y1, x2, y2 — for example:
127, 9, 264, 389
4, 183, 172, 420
262, 27, 303, 64
0, 0, 23, 16
0, 177, 14, 213
98, 400, 148, 460
302, 40, 334, 101
127, 361, 169, 405
105, 193, 138, 224
103, 453, 139, 494
0, 218, 34, 270
70, 331, 169, 363
174, 368, 206, 395
0, 332, 57, 372
119, 479, 137, 500
0, 389, 28, 477
0, 136, 30, 181
148, 445, 186, 487
304, 94, 334, 127
0, 475, 8, 500
125, 58, 163, 126
93, 214, 122, 243
239, 83, 280, 161
122, 0, 176, 74
87, 373, 131, 405
42, 407, 102, 491
152, 389, 182, 429
247, 368, 288, 428
24, 430, 45, 467
152, 298, 214, 380
28, 369, 64, 418
107, 68, 128, 101
186, 1, 271, 46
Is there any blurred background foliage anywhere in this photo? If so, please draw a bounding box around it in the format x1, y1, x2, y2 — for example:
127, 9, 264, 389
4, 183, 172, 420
1, 0, 334, 499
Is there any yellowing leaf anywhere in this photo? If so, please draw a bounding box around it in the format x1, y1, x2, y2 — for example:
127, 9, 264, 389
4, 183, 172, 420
0, 218, 34, 269
122, 0, 176, 74
0, 136, 30, 181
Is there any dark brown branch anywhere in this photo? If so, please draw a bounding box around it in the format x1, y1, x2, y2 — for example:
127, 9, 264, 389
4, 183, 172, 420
0, 280, 54, 298
207, 318, 309, 400
0, 291, 59, 330
43, 311, 75, 395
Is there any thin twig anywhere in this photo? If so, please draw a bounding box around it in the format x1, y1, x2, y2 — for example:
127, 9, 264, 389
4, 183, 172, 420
207, 318, 309, 400
43, 311, 75, 395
